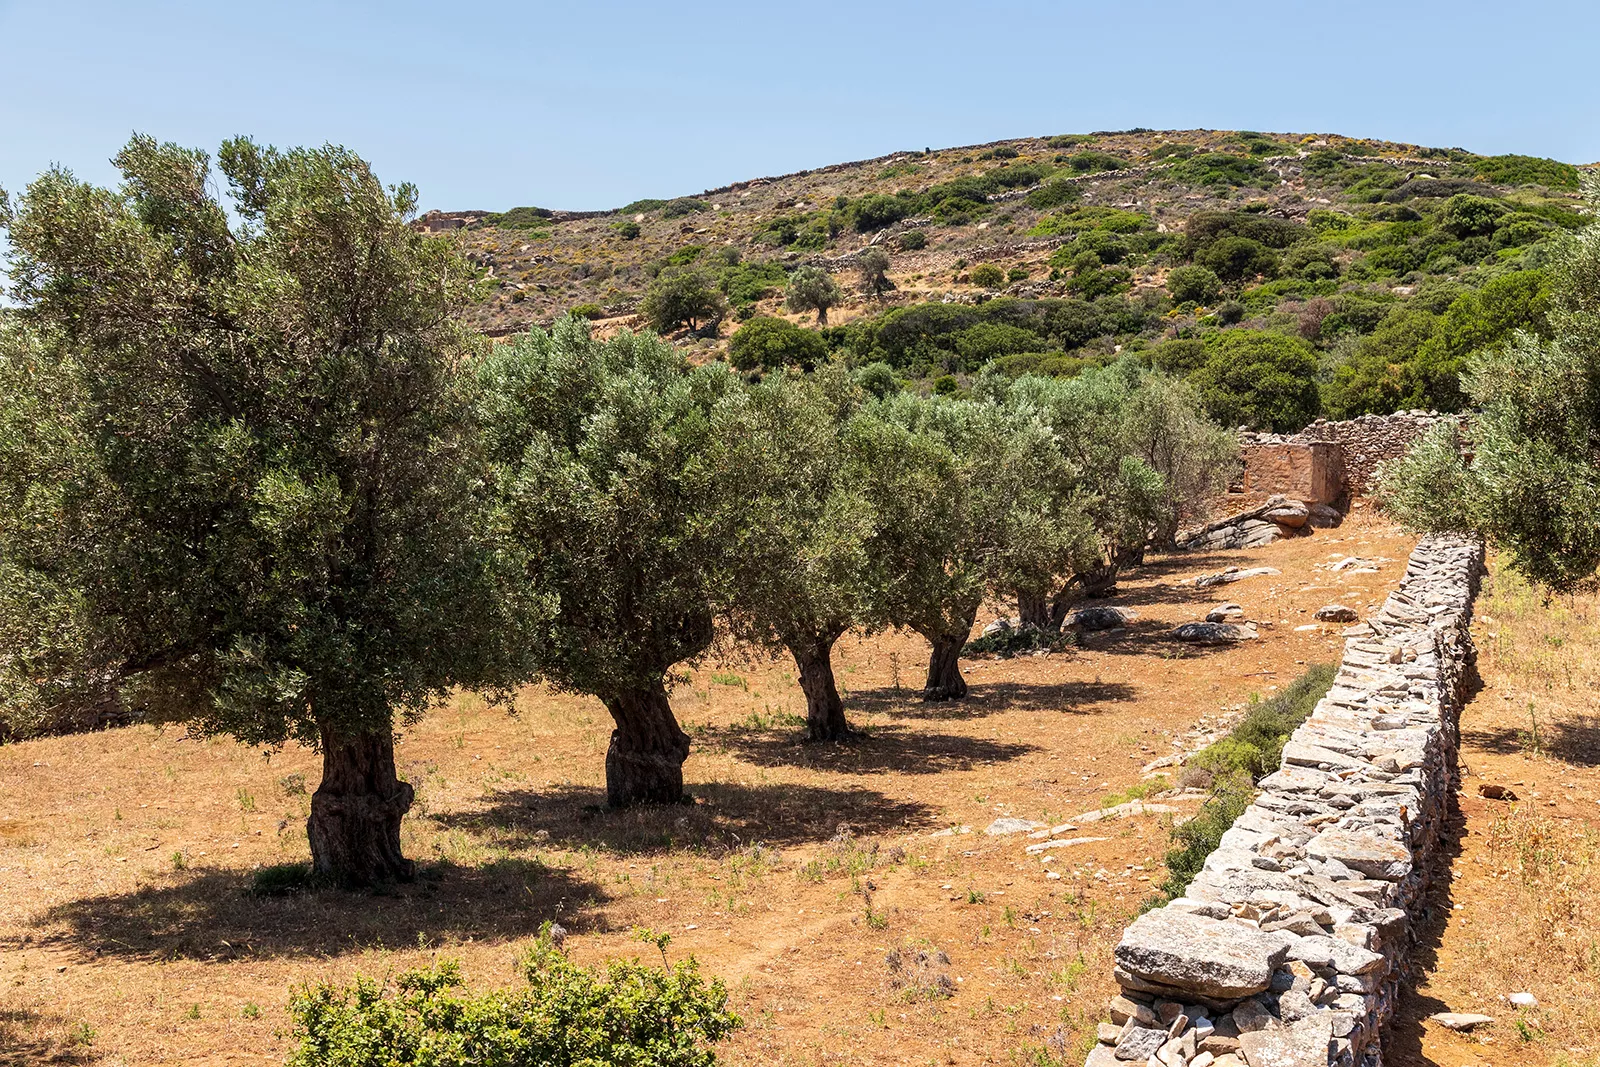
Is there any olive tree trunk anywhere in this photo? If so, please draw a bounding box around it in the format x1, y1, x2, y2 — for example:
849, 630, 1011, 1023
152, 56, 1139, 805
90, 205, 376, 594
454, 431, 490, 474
921, 632, 970, 701
600, 679, 690, 807
308, 726, 415, 886
789, 633, 850, 741
1017, 590, 1053, 630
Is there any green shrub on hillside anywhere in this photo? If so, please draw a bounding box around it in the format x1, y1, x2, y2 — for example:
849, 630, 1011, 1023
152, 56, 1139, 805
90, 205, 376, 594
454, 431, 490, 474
569, 303, 604, 320
287, 930, 741, 1067
968, 263, 1006, 289
728, 317, 827, 371
613, 220, 642, 240
1196, 236, 1279, 282
1061, 150, 1123, 173
1190, 330, 1320, 431
662, 197, 710, 219
1165, 264, 1223, 304
486, 206, 554, 230
1472, 154, 1581, 190
899, 229, 928, 250
1170, 152, 1273, 188
642, 269, 726, 333
1028, 207, 1151, 237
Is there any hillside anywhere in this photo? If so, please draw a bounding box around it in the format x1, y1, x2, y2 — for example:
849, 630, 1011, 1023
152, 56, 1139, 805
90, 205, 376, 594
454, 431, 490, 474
435, 128, 1586, 426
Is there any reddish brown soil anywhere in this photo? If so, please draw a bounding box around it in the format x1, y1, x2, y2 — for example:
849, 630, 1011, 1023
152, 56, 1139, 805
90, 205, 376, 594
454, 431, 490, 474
1, 512, 1425, 1066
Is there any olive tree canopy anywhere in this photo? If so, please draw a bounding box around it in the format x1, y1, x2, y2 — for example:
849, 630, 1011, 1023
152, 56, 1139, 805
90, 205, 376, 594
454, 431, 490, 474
476, 320, 740, 805
0, 136, 517, 884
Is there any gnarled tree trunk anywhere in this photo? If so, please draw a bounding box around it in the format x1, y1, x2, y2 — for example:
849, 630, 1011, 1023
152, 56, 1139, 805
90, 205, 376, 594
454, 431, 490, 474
1017, 590, 1054, 631
600, 679, 690, 807
790, 632, 850, 741
922, 632, 969, 701
308, 726, 415, 886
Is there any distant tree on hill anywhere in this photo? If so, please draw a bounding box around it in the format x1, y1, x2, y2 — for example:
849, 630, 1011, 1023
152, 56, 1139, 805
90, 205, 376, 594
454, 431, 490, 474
476, 321, 740, 805
0, 136, 518, 885
1382, 188, 1600, 591
857, 247, 896, 301
642, 269, 726, 334
785, 266, 841, 325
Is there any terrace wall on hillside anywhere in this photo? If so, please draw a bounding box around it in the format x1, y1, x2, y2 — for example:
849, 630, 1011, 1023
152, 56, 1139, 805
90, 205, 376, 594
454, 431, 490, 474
1082, 533, 1485, 1067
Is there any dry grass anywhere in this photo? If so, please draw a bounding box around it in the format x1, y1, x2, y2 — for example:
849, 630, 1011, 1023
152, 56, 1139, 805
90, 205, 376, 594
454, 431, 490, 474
1393, 563, 1600, 1067
0, 512, 1420, 1066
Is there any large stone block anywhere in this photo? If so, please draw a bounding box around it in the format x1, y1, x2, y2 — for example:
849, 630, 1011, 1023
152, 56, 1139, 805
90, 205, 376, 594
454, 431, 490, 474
1115, 911, 1292, 999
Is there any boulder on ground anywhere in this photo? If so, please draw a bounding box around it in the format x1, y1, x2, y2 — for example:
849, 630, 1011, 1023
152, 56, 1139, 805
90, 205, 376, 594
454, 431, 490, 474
1265, 502, 1310, 529
1307, 503, 1343, 529
1314, 604, 1358, 622
1172, 622, 1259, 645
1193, 567, 1279, 589
983, 817, 1045, 836
1429, 1012, 1494, 1031
1069, 606, 1137, 631
1205, 603, 1244, 622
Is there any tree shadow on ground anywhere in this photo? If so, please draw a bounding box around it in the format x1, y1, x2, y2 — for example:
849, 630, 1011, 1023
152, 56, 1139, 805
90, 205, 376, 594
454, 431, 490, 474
1383, 789, 1465, 1066
434, 780, 938, 856
844, 679, 1138, 722
1462, 713, 1600, 767
22, 855, 601, 965
0, 1008, 94, 1065
706, 721, 1037, 775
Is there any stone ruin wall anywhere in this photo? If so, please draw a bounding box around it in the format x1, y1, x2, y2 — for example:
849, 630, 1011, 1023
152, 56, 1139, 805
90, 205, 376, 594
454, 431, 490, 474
1083, 533, 1485, 1067
1242, 412, 1457, 500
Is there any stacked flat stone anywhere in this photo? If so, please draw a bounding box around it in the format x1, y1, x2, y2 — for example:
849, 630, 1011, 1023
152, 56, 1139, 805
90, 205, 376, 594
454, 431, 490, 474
1084, 533, 1484, 1067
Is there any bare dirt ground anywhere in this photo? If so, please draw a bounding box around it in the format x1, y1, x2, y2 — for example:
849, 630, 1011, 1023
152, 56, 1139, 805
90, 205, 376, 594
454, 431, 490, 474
1, 511, 1424, 1066
1390, 563, 1600, 1067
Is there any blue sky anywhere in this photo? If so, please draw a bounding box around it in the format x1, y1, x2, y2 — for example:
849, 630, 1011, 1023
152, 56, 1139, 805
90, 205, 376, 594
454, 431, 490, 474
2, 0, 1597, 213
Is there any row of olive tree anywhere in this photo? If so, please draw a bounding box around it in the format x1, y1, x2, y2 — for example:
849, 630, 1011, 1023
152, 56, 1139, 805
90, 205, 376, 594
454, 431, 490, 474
0, 138, 1234, 886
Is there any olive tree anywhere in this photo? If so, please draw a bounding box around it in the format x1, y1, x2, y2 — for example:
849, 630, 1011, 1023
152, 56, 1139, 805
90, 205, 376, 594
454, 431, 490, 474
477, 320, 739, 805
993, 366, 1179, 629
857, 247, 896, 301
1381, 183, 1600, 591
641, 268, 726, 334
855, 394, 1065, 699
785, 266, 842, 325
710, 368, 879, 739
0, 136, 515, 884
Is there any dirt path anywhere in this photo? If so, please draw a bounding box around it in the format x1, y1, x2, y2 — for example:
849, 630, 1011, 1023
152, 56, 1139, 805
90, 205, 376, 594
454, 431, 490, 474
0, 511, 1420, 1066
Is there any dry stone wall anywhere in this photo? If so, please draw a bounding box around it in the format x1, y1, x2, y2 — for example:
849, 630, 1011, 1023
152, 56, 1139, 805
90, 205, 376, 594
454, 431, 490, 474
1245, 413, 1458, 498
1083, 533, 1485, 1067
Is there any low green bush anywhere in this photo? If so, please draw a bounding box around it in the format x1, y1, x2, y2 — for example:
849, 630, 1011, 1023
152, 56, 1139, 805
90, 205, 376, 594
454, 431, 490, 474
1190, 663, 1336, 779
728, 316, 827, 371
569, 303, 604, 321
286, 926, 741, 1067
662, 197, 709, 219
1156, 663, 1335, 900
486, 206, 554, 230
964, 625, 1074, 657
613, 220, 641, 240
968, 263, 1006, 289
899, 229, 928, 251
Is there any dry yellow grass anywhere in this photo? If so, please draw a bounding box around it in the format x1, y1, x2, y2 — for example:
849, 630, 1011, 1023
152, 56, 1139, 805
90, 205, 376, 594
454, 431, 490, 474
1394, 564, 1600, 1067
1, 514, 1426, 1066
